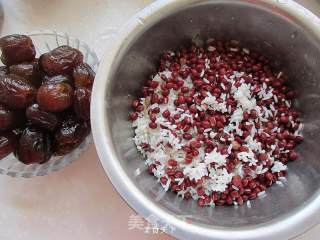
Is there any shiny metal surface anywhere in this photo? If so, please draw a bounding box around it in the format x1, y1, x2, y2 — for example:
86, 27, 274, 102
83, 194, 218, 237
91, 0, 320, 239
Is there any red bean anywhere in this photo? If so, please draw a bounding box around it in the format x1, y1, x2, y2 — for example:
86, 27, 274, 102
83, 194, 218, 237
237, 197, 244, 205
149, 122, 157, 129
190, 140, 201, 148
136, 105, 144, 112
166, 168, 176, 176
226, 196, 233, 205
168, 159, 177, 166
129, 112, 138, 121
289, 150, 298, 161
183, 133, 192, 140
197, 187, 205, 196
175, 171, 184, 178
280, 115, 289, 124
160, 176, 167, 185
230, 191, 239, 199
192, 149, 199, 157
232, 175, 242, 187
265, 172, 273, 181
249, 193, 257, 200
150, 81, 159, 89
197, 198, 205, 206
162, 110, 170, 118
171, 113, 180, 120
149, 113, 157, 122
184, 156, 193, 164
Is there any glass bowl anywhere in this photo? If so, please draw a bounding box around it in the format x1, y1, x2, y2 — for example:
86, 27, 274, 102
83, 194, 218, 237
0, 30, 99, 178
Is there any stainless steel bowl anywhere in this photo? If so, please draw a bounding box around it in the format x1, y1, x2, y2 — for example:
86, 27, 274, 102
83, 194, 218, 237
91, 0, 320, 239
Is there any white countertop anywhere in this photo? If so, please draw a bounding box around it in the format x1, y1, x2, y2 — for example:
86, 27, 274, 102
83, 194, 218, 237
0, 0, 319, 239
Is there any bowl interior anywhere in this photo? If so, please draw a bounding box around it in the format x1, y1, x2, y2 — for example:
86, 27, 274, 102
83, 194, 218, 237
105, 1, 320, 228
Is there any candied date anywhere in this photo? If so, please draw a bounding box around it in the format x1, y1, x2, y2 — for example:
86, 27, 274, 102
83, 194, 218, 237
0, 34, 36, 65
13, 110, 27, 129
16, 127, 52, 164
73, 63, 95, 88
0, 132, 16, 159
26, 103, 59, 131
12, 127, 24, 139
37, 82, 73, 112
9, 60, 41, 87
42, 74, 73, 85
39, 45, 83, 75
0, 108, 26, 131
74, 87, 91, 120
0, 104, 15, 130
54, 115, 90, 155
0, 74, 36, 108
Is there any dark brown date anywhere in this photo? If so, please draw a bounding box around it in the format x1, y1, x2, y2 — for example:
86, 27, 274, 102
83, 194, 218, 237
37, 82, 73, 112
0, 104, 15, 131
9, 60, 41, 87
54, 115, 90, 155
26, 103, 59, 131
73, 63, 95, 88
42, 74, 73, 86
0, 34, 36, 65
0, 74, 36, 109
39, 45, 83, 75
0, 132, 16, 159
17, 127, 52, 164
12, 127, 24, 140
74, 87, 91, 120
